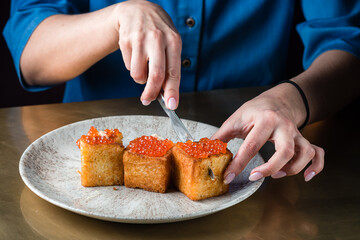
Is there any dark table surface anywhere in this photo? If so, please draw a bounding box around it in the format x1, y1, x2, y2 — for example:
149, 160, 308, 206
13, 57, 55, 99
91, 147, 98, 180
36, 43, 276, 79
1, 87, 359, 240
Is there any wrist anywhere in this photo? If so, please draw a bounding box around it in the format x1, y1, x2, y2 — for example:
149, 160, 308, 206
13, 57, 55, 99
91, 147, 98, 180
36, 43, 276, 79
278, 80, 310, 129
267, 82, 308, 129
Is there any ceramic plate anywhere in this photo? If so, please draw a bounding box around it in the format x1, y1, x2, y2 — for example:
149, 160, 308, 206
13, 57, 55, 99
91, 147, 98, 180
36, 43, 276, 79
19, 115, 264, 224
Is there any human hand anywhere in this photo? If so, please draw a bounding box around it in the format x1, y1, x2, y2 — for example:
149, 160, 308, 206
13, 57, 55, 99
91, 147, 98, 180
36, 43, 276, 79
114, 0, 182, 109
211, 84, 325, 183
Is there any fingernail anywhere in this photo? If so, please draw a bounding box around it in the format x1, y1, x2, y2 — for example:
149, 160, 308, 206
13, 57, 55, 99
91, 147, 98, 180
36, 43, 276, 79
249, 172, 264, 181
224, 172, 235, 184
305, 171, 316, 182
141, 99, 151, 106
271, 170, 287, 179
168, 97, 177, 110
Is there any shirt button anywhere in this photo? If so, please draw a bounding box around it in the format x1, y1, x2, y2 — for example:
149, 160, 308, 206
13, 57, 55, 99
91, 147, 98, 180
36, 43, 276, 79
185, 17, 195, 28
182, 58, 191, 68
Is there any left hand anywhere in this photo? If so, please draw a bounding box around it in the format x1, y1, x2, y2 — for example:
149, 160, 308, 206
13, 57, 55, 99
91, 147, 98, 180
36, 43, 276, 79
211, 84, 325, 183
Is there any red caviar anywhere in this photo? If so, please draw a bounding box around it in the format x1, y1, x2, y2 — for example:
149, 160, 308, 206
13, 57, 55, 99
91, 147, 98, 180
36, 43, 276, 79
76, 126, 121, 148
177, 138, 227, 159
128, 135, 174, 157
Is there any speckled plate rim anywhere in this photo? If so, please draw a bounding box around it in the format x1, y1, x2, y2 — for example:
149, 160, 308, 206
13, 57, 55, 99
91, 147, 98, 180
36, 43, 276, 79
19, 115, 264, 224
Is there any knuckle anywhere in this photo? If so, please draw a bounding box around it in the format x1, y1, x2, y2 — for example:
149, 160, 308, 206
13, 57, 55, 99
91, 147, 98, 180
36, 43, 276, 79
317, 147, 325, 157
124, 62, 130, 71
143, 91, 157, 101
313, 146, 325, 173
283, 119, 296, 132
165, 87, 178, 97
280, 146, 295, 160
262, 110, 279, 127
317, 157, 325, 172
167, 31, 182, 47
305, 146, 316, 159
231, 158, 247, 173
149, 29, 164, 41
132, 78, 146, 84
119, 35, 130, 49
262, 110, 296, 132
218, 119, 238, 139
150, 69, 165, 82
243, 140, 260, 159
167, 67, 180, 80
130, 70, 146, 83
132, 32, 145, 45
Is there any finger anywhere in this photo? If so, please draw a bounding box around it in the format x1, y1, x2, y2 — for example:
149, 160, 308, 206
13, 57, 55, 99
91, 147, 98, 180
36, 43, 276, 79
304, 145, 325, 182
250, 127, 295, 179
211, 112, 243, 142
275, 136, 315, 178
118, 33, 132, 70
162, 31, 181, 110
140, 34, 166, 104
130, 37, 147, 85
121, 48, 132, 71
223, 120, 273, 184
211, 121, 237, 143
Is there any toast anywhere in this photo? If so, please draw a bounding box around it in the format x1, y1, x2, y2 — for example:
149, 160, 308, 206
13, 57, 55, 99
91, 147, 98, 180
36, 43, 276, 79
77, 126, 124, 187
172, 138, 232, 200
123, 135, 174, 193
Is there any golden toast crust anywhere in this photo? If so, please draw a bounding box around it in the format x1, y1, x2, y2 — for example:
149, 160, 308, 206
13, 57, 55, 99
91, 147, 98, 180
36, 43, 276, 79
172, 145, 232, 200
79, 139, 124, 187
123, 149, 172, 193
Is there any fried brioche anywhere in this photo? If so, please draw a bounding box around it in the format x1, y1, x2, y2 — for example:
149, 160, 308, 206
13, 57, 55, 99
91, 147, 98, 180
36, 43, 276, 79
172, 138, 233, 200
123, 136, 174, 193
77, 126, 124, 187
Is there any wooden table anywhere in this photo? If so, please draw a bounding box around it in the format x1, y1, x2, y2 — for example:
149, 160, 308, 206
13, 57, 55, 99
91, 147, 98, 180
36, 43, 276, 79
1, 87, 359, 239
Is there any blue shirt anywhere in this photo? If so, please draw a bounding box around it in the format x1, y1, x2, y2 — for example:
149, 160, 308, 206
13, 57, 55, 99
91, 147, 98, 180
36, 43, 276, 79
3, 0, 360, 103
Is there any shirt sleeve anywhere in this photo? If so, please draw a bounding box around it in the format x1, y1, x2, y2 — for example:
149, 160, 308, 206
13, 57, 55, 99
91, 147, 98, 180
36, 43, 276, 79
2, 0, 85, 92
297, 0, 360, 69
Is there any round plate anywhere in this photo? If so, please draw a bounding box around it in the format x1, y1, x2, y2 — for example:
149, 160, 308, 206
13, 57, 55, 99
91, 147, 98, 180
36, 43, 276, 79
19, 115, 264, 224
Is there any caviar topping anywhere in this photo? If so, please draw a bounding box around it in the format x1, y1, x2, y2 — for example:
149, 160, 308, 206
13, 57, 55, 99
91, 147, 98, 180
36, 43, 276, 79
128, 135, 174, 157
76, 126, 121, 148
176, 138, 227, 158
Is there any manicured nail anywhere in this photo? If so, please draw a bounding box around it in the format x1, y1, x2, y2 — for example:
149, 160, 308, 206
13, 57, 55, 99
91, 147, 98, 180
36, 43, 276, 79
224, 172, 235, 184
305, 171, 316, 182
168, 97, 177, 110
271, 171, 287, 179
141, 99, 151, 106
249, 172, 264, 181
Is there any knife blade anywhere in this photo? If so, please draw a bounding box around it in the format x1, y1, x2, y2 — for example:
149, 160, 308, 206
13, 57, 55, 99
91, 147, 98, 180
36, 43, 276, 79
157, 93, 194, 142
157, 93, 215, 180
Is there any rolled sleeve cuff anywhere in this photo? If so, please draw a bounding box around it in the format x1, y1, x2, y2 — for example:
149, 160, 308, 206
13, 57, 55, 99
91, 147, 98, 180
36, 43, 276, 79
297, 15, 360, 69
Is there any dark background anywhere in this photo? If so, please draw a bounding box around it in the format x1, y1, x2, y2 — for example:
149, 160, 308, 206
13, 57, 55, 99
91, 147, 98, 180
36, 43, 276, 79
0, 0, 65, 108
0, 0, 305, 109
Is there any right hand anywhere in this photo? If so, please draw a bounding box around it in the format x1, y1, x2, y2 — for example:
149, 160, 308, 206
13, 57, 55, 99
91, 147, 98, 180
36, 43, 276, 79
114, 0, 182, 109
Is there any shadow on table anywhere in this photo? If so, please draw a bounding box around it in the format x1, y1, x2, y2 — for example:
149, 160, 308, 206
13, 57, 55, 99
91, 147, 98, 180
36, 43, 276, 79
20, 186, 264, 240
21, 174, 322, 240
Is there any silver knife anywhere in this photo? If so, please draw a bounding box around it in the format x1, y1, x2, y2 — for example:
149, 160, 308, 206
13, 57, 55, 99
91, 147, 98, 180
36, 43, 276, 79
157, 93, 194, 142
157, 93, 215, 180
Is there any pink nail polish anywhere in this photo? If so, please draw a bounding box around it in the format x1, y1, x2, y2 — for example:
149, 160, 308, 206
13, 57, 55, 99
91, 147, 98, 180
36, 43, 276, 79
305, 171, 316, 182
224, 172, 235, 184
249, 172, 264, 181
142, 99, 151, 106
168, 98, 177, 110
